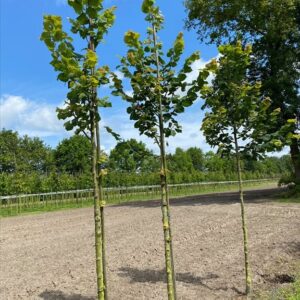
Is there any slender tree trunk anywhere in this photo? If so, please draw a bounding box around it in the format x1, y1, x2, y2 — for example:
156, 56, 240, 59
89, 23, 107, 299
290, 138, 300, 184
153, 24, 177, 300
91, 109, 105, 300
233, 127, 251, 295
96, 122, 108, 300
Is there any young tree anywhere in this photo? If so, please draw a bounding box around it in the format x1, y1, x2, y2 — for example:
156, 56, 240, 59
112, 1, 206, 298
200, 42, 284, 294
41, 1, 116, 299
185, 0, 300, 183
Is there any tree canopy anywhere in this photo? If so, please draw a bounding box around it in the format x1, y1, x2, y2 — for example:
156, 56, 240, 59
55, 135, 91, 174
0, 129, 53, 173
109, 139, 158, 173
185, 0, 300, 181
201, 42, 284, 159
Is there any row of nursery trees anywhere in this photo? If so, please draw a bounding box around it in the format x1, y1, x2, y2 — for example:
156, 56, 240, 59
0, 129, 293, 195
41, 0, 299, 299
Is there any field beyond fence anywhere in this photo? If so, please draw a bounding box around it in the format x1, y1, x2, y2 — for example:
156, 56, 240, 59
0, 179, 278, 217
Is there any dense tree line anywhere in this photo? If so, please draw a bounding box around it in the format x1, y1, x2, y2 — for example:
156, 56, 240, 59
0, 129, 292, 195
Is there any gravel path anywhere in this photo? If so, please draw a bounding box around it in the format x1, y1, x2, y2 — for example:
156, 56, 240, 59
1, 188, 299, 299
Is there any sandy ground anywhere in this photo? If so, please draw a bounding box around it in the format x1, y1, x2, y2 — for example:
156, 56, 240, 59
0, 188, 299, 300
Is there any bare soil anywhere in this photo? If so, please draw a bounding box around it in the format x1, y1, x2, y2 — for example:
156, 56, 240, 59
1, 188, 299, 300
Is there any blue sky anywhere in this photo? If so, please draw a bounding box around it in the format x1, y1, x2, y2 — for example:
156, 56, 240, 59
0, 0, 237, 154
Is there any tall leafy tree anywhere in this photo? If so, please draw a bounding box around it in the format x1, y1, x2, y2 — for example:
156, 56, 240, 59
185, 0, 300, 183
0, 129, 53, 173
201, 42, 284, 294
41, 1, 116, 299
112, 1, 207, 298
109, 139, 158, 173
186, 147, 205, 171
55, 135, 92, 174
169, 148, 194, 172
0, 130, 22, 173
204, 151, 233, 173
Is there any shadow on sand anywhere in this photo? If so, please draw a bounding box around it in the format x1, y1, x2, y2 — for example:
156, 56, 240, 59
118, 267, 245, 294
118, 266, 218, 285
39, 290, 95, 300
113, 188, 282, 209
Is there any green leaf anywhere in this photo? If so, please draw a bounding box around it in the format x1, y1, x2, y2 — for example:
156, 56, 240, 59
86, 7, 98, 19
124, 31, 140, 48
77, 13, 89, 25
68, 0, 83, 14
173, 32, 184, 55
84, 49, 97, 68
104, 126, 121, 141
141, 0, 155, 13
64, 121, 74, 131
97, 97, 112, 108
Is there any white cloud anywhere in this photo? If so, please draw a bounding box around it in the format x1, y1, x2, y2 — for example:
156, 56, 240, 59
175, 56, 217, 98
0, 95, 67, 139
166, 119, 210, 153
186, 55, 221, 84
113, 70, 124, 80
124, 90, 133, 98
185, 58, 208, 84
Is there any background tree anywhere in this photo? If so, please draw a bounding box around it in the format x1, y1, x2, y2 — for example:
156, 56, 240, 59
108, 139, 158, 172
185, 0, 300, 184
0, 129, 53, 173
0, 129, 22, 173
186, 147, 205, 171
41, 1, 116, 298
112, 0, 206, 297
0, 129, 292, 195
201, 42, 283, 294
19, 136, 54, 173
168, 148, 194, 172
55, 135, 91, 174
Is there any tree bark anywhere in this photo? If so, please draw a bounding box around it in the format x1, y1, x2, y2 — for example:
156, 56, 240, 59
233, 127, 251, 295
290, 138, 300, 184
96, 122, 108, 300
153, 24, 177, 300
89, 20, 106, 299
91, 108, 105, 300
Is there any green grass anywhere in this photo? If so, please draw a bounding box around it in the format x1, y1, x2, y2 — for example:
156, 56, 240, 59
256, 272, 300, 300
0, 198, 94, 217
0, 180, 278, 217
275, 277, 300, 300
275, 186, 300, 204
278, 196, 300, 204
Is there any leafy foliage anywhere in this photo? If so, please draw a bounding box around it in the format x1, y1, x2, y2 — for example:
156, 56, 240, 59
55, 135, 92, 173
0, 130, 291, 195
201, 42, 291, 159
109, 139, 159, 172
185, 0, 300, 180
41, 1, 116, 135
0, 129, 54, 173
112, 4, 207, 143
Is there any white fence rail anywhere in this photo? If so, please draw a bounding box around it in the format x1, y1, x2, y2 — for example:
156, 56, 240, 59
0, 179, 276, 216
